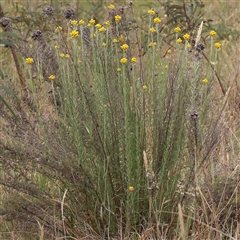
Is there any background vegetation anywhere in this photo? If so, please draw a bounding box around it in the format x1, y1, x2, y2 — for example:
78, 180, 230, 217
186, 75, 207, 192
0, 0, 239, 239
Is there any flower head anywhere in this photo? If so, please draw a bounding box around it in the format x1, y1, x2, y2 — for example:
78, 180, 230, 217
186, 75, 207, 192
120, 58, 127, 64
117, 68, 121, 72
105, 20, 110, 26
131, 57, 137, 63
115, 15, 122, 22
70, 30, 79, 38
102, 42, 107, 47
150, 27, 157, 33
88, 19, 96, 26
202, 78, 208, 83
214, 42, 221, 49
95, 23, 101, 29
143, 85, 147, 89
26, 58, 34, 64
55, 26, 62, 31
120, 43, 129, 51
149, 42, 156, 47
108, 4, 115, 9
71, 20, 78, 25
79, 19, 85, 25
153, 17, 161, 24
177, 38, 182, 43
167, 49, 171, 54
174, 27, 181, 33
54, 45, 59, 49
113, 38, 118, 43
48, 75, 56, 81
65, 54, 70, 58
99, 27, 106, 33
210, 30, 217, 36
119, 35, 124, 42
148, 9, 155, 15
128, 186, 134, 191
60, 53, 65, 58
183, 33, 190, 40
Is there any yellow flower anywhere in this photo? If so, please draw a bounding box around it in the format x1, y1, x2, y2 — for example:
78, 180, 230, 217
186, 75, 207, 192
183, 33, 190, 40
88, 19, 96, 26
115, 15, 121, 22
71, 20, 78, 25
167, 49, 171, 54
120, 43, 129, 51
153, 17, 161, 24
26, 58, 34, 64
131, 57, 137, 63
95, 23, 101, 29
150, 27, 157, 33
143, 85, 147, 89
149, 42, 156, 47
119, 35, 124, 42
70, 30, 79, 38
105, 20, 110, 26
102, 42, 107, 47
187, 43, 191, 48
79, 19, 85, 25
113, 38, 118, 43
99, 27, 106, 33
210, 30, 217, 36
177, 38, 182, 43
90, 33, 96, 38
65, 54, 70, 58
48, 75, 55, 81
120, 58, 127, 64
60, 53, 65, 58
54, 45, 59, 49
55, 26, 62, 31
214, 42, 221, 49
128, 186, 134, 191
174, 27, 181, 33
117, 68, 121, 72
148, 9, 155, 15
78, 60, 82, 64
202, 78, 208, 83
108, 4, 115, 9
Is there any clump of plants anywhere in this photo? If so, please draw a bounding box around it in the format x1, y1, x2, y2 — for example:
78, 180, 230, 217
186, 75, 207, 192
0, 1, 239, 239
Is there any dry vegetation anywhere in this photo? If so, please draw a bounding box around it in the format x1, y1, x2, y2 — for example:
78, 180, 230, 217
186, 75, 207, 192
0, 0, 240, 239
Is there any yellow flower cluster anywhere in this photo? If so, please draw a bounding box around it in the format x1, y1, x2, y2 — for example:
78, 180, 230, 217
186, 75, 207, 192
150, 27, 157, 33
60, 53, 70, 58
120, 58, 127, 64
79, 19, 85, 25
99, 27, 106, 33
108, 4, 115, 9
26, 58, 34, 64
71, 20, 78, 25
183, 33, 190, 40
115, 15, 121, 21
48, 75, 56, 81
177, 38, 182, 43
210, 30, 216, 36
105, 21, 110, 26
148, 9, 155, 15
120, 44, 129, 51
202, 78, 208, 83
88, 19, 96, 26
55, 26, 62, 31
70, 30, 79, 38
128, 186, 134, 191
153, 17, 161, 24
174, 27, 181, 33
131, 57, 137, 63
214, 42, 221, 49
149, 42, 156, 47
143, 85, 147, 89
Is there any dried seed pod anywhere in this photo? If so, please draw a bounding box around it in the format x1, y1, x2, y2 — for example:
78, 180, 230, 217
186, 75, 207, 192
43, 5, 54, 16
63, 8, 75, 20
